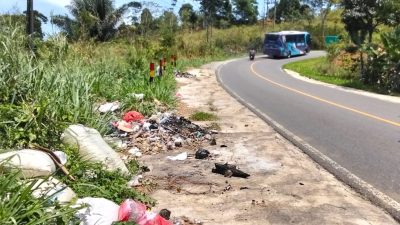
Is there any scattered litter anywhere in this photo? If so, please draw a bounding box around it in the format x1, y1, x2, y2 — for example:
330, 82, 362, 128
128, 147, 142, 157
174, 137, 183, 147
223, 184, 232, 192
123, 111, 144, 123
175, 93, 183, 99
174, 71, 196, 78
118, 199, 172, 225
130, 93, 145, 101
128, 175, 143, 187
299, 182, 304, 186
167, 152, 188, 161
142, 122, 152, 131
75, 197, 119, 225
195, 148, 210, 159
172, 216, 203, 225
220, 145, 227, 148
240, 187, 249, 190
53, 151, 67, 165
31, 177, 76, 204
159, 209, 171, 220
115, 120, 134, 133
212, 163, 250, 178
98, 102, 120, 113
105, 137, 128, 150
0, 149, 56, 178
61, 125, 129, 174
210, 130, 218, 134
210, 138, 217, 146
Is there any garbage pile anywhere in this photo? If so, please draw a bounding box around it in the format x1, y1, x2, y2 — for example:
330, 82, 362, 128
108, 111, 213, 157
174, 70, 196, 78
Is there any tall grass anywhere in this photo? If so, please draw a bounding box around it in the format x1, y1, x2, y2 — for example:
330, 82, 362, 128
0, 159, 77, 224
0, 20, 176, 149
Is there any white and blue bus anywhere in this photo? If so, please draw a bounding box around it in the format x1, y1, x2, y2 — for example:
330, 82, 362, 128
263, 31, 311, 58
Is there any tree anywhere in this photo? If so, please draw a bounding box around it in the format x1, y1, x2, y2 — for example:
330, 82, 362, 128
140, 8, 153, 36
342, 0, 400, 44
342, 0, 400, 82
304, 0, 338, 40
0, 11, 47, 39
179, 3, 195, 30
268, 0, 302, 23
197, 0, 225, 42
52, 0, 141, 41
232, 0, 258, 25
215, 0, 234, 28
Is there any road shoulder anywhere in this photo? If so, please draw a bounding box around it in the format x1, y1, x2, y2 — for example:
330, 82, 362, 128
142, 60, 397, 224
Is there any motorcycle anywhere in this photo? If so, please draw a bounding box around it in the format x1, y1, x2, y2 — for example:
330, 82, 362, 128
249, 49, 256, 60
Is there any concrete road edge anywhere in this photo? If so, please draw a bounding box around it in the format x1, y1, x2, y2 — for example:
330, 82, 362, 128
215, 58, 400, 222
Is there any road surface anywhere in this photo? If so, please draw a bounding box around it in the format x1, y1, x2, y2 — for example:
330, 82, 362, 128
218, 51, 400, 202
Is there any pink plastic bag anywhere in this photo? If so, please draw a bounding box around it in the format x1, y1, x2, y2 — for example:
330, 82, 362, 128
123, 111, 144, 123
118, 199, 172, 225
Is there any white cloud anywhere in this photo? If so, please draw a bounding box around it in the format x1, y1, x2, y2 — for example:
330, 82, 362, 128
42, 0, 71, 8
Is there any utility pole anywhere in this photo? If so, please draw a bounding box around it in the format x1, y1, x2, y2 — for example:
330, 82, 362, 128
26, 0, 34, 49
262, 0, 266, 31
273, 0, 277, 30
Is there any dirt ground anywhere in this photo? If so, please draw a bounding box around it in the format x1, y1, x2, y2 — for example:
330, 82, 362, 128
141, 62, 398, 225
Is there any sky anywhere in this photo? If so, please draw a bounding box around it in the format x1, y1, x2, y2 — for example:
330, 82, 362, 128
0, 0, 268, 36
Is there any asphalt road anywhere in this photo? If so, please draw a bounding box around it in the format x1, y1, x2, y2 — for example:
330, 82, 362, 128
218, 51, 400, 202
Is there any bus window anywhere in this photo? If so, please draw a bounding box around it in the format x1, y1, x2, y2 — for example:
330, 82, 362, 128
265, 34, 280, 42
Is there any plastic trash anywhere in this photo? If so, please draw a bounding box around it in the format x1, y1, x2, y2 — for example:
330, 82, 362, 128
118, 199, 172, 225
142, 122, 152, 131
75, 197, 120, 225
61, 125, 129, 174
116, 120, 134, 133
128, 175, 143, 187
31, 177, 76, 204
53, 151, 67, 165
98, 102, 120, 113
173, 137, 183, 147
195, 148, 210, 159
130, 93, 145, 101
128, 147, 142, 157
123, 111, 144, 123
167, 152, 187, 161
0, 149, 56, 178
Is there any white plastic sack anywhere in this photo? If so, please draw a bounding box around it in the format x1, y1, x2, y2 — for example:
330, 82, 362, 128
98, 102, 120, 113
61, 125, 129, 174
0, 149, 56, 178
75, 197, 119, 225
167, 152, 187, 161
31, 177, 76, 204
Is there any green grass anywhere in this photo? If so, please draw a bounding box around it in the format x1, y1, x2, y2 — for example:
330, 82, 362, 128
190, 111, 218, 121
283, 57, 380, 93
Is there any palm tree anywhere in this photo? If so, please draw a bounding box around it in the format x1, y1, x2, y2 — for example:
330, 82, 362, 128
52, 0, 141, 41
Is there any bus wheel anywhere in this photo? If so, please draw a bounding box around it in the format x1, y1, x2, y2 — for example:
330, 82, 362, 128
287, 52, 291, 58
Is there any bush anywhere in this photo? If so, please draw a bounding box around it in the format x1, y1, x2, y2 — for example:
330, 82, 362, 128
363, 27, 400, 93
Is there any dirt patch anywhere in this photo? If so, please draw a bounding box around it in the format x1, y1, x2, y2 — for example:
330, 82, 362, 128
141, 62, 397, 224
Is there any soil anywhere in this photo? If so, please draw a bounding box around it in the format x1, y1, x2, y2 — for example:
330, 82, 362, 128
140, 62, 397, 224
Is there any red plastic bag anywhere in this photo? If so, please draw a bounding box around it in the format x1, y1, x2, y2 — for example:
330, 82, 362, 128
123, 111, 144, 123
118, 199, 172, 225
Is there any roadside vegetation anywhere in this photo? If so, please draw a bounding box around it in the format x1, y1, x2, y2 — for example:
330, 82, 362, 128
284, 1, 400, 95
190, 111, 218, 121
0, 0, 399, 223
